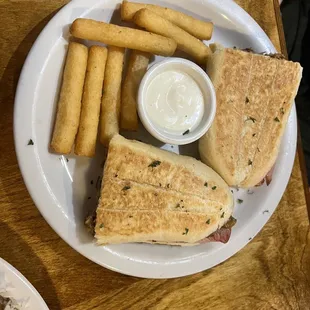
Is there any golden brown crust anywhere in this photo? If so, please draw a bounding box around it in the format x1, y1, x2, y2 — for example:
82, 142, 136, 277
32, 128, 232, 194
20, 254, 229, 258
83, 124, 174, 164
100, 46, 125, 146
50, 42, 88, 154
99, 178, 227, 213
133, 9, 211, 64
95, 135, 234, 244
104, 136, 231, 204
241, 60, 302, 187
121, 1, 213, 40
96, 209, 223, 245
200, 46, 252, 185
237, 54, 279, 183
121, 50, 150, 131
70, 18, 177, 57
199, 44, 302, 187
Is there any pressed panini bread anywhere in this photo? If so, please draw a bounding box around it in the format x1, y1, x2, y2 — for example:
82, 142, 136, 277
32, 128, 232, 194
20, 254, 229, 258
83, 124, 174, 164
94, 135, 234, 245
199, 44, 302, 187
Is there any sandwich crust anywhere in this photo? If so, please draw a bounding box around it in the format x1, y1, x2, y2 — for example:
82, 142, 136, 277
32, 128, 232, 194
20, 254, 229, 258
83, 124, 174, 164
199, 44, 302, 187
95, 135, 234, 245
241, 59, 301, 187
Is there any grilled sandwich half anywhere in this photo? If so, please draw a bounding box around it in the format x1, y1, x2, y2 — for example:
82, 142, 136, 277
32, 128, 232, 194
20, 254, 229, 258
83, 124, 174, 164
93, 135, 234, 246
199, 44, 302, 187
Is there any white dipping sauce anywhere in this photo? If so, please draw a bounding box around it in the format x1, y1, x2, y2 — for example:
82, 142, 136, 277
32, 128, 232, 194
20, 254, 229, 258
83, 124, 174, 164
145, 70, 204, 135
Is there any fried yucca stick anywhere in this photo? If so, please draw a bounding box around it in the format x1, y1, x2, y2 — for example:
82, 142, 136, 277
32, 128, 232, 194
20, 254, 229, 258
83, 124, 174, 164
100, 46, 125, 146
51, 42, 88, 154
121, 50, 150, 131
70, 18, 177, 57
121, 1, 213, 40
134, 9, 211, 64
75, 46, 108, 157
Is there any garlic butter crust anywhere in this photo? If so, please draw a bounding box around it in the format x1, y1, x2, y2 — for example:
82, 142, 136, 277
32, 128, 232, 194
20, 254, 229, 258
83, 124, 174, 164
199, 44, 302, 187
95, 135, 234, 245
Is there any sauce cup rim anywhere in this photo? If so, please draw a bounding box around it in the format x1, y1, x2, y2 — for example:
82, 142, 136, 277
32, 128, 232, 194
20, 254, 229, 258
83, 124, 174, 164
137, 57, 216, 145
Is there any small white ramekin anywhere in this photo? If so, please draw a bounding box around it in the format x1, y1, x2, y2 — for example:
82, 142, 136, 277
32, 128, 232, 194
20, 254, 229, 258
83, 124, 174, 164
137, 58, 216, 145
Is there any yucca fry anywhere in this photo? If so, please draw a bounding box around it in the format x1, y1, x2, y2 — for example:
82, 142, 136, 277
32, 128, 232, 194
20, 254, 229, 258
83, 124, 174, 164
121, 50, 150, 131
50, 42, 88, 154
134, 9, 211, 64
75, 46, 108, 157
70, 18, 177, 57
100, 46, 125, 146
121, 1, 213, 40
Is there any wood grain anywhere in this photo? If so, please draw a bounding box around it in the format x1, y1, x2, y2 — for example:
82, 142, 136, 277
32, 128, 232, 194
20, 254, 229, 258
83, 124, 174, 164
0, 1, 309, 309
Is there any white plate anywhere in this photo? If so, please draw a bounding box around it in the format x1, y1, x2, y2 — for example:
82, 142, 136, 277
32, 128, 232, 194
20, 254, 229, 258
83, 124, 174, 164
0, 258, 48, 309
14, 0, 297, 278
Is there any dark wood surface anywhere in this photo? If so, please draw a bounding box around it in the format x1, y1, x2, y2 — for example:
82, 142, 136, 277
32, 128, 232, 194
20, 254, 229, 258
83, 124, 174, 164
0, 1, 309, 309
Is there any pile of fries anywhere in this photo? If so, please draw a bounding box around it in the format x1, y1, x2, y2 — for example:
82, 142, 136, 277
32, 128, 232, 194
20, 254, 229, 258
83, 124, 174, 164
50, 1, 213, 157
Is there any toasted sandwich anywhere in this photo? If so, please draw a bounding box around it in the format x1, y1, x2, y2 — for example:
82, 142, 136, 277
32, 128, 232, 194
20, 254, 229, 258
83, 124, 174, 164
92, 135, 235, 246
199, 44, 302, 187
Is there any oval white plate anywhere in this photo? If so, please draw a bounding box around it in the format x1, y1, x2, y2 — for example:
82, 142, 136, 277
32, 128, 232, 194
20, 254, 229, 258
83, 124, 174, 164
0, 258, 48, 309
14, 0, 296, 278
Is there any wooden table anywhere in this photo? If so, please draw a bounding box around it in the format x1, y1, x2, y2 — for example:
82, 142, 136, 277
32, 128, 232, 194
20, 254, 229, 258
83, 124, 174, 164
1, 1, 310, 309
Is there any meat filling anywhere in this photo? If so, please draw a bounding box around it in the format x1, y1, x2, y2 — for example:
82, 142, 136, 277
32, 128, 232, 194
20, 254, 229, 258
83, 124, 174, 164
149, 216, 237, 245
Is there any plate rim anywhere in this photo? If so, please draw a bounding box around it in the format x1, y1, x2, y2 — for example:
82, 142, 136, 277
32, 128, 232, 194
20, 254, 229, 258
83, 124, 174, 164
0, 258, 49, 309
13, 0, 297, 278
